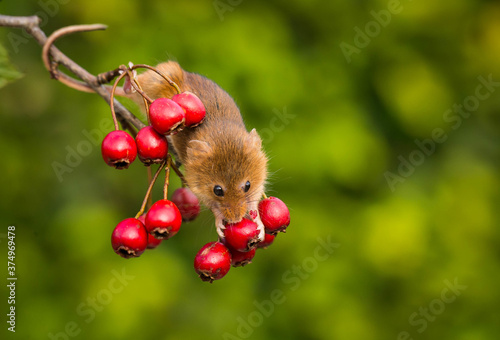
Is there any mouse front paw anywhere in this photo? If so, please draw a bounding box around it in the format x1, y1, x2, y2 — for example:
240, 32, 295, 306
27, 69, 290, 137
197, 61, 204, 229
215, 218, 226, 240
254, 216, 266, 242
247, 208, 265, 242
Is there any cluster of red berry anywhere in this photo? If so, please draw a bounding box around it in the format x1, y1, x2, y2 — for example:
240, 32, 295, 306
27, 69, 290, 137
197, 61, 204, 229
101, 65, 205, 169
98, 63, 290, 283
111, 186, 201, 257
194, 196, 290, 282
101, 64, 205, 260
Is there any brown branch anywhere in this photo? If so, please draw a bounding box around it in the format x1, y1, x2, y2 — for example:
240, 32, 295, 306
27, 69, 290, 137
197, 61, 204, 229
42, 24, 107, 90
0, 14, 145, 130
0, 14, 40, 28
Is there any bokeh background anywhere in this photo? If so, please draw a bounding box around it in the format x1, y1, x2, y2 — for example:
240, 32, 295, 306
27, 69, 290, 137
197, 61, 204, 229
1, 0, 500, 339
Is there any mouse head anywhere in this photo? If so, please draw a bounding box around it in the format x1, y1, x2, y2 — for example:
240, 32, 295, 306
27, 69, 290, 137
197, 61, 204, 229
184, 128, 267, 224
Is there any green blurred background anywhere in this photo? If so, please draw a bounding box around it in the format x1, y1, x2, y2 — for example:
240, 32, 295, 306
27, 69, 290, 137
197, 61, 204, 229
1, 0, 499, 339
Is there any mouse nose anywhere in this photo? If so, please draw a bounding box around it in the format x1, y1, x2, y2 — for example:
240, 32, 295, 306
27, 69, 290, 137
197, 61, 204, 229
221, 203, 247, 224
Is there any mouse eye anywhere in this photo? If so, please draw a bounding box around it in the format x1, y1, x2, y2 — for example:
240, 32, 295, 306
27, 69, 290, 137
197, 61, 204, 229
213, 185, 224, 197
244, 181, 251, 193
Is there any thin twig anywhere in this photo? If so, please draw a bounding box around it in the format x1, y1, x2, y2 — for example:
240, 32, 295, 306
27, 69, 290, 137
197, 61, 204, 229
164, 156, 171, 200
127, 69, 154, 104
132, 64, 181, 94
126, 69, 150, 122
170, 158, 187, 187
146, 166, 153, 210
109, 69, 128, 131
41, 24, 108, 93
42, 24, 107, 79
0, 15, 40, 28
135, 161, 167, 219
0, 14, 145, 130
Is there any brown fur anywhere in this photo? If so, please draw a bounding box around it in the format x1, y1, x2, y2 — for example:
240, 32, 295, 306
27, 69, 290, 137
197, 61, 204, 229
131, 62, 268, 224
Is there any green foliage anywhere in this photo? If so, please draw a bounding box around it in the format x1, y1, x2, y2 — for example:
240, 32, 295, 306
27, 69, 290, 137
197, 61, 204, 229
1, 0, 500, 339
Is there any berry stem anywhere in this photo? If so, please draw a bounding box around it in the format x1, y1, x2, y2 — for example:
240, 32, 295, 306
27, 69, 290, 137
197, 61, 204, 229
127, 69, 151, 125
170, 158, 187, 187
164, 156, 171, 200
135, 161, 167, 219
110, 68, 128, 131
131, 64, 182, 95
126, 68, 154, 105
262, 193, 268, 200
146, 165, 153, 210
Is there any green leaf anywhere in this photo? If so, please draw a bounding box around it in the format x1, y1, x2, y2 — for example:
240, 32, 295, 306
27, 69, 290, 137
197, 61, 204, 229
0, 43, 23, 89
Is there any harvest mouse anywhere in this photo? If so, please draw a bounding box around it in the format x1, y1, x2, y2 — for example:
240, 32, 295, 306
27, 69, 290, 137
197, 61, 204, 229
130, 61, 268, 241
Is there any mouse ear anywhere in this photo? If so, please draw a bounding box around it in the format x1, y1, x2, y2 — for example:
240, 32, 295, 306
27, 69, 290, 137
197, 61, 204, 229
187, 140, 212, 159
247, 128, 262, 149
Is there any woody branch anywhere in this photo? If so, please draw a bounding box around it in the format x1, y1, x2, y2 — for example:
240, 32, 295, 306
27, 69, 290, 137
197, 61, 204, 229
0, 14, 145, 130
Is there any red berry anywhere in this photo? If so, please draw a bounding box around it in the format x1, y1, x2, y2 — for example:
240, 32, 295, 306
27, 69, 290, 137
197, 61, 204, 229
138, 214, 163, 249
172, 91, 206, 127
229, 247, 256, 267
221, 239, 256, 267
137, 214, 146, 225
144, 199, 182, 239
111, 218, 148, 258
148, 98, 185, 135
135, 126, 169, 165
147, 233, 163, 249
257, 233, 276, 249
101, 130, 137, 169
224, 218, 260, 252
258, 197, 290, 235
171, 187, 200, 222
194, 241, 231, 282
